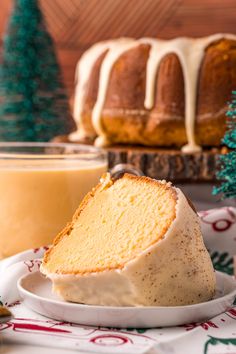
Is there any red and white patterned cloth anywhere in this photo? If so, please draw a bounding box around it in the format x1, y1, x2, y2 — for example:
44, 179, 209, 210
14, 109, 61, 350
0, 207, 236, 354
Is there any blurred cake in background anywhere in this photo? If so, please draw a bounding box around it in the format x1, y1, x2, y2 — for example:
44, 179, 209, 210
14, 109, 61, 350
69, 34, 236, 153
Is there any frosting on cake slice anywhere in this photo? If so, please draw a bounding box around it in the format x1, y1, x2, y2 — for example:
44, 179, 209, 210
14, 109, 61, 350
41, 173, 216, 306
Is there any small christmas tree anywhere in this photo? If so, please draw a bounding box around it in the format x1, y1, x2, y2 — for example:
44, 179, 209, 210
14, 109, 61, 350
0, 0, 74, 142
213, 91, 236, 199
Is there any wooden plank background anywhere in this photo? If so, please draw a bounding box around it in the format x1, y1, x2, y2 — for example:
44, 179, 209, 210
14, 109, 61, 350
1, 0, 236, 96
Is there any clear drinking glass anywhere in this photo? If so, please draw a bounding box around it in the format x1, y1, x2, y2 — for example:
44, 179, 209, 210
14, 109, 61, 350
0, 142, 107, 258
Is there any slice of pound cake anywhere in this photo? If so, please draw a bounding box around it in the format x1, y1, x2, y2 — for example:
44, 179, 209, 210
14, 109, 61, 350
41, 173, 216, 306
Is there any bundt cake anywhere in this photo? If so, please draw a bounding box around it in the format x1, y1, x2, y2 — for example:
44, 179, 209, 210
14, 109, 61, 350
69, 34, 236, 153
41, 173, 216, 306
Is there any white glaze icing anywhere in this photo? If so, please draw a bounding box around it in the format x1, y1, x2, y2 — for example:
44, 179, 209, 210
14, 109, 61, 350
69, 40, 113, 141
72, 34, 236, 152
41, 186, 216, 307
92, 38, 137, 138
70, 38, 136, 143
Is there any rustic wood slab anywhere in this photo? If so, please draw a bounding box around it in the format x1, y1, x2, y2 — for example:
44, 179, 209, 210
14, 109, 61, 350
52, 135, 223, 183
106, 146, 222, 183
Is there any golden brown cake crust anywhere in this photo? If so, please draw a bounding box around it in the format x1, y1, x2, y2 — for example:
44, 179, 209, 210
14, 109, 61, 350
43, 177, 104, 265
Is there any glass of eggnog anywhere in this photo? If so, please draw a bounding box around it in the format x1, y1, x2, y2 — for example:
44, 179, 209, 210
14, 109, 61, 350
0, 143, 107, 258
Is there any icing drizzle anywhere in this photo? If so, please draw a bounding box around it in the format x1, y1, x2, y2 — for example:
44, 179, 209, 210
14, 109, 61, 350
70, 40, 113, 141
72, 34, 236, 152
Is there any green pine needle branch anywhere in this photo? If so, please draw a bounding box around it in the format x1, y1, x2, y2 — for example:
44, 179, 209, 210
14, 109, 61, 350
213, 91, 236, 199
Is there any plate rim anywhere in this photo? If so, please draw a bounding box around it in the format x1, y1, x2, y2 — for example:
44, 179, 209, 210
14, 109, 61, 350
17, 270, 236, 311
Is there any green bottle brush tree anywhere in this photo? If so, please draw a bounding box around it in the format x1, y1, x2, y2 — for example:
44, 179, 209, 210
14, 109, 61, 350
0, 0, 75, 142
213, 91, 236, 199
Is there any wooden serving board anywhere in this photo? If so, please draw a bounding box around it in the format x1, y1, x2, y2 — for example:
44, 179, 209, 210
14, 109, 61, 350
53, 135, 223, 183
106, 145, 222, 183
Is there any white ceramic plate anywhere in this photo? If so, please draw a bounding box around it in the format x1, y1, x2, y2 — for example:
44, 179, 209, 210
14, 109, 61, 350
17, 271, 236, 328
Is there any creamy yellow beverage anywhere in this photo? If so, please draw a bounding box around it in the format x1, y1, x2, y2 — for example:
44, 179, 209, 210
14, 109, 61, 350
0, 144, 107, 258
